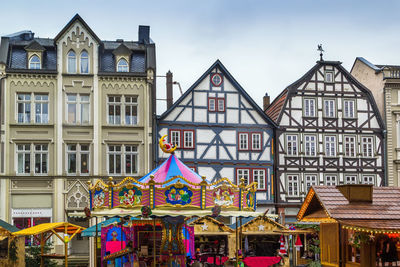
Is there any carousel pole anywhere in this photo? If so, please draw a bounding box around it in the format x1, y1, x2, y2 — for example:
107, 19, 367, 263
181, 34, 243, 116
239, 217, 243, 253
153, 219, 156, 267
65, 225, 68, 267
94, 216, 98, 267
235, 217, 238, 267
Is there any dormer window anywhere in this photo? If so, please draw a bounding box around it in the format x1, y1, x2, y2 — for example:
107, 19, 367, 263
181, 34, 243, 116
80, 51, 89, 74
67, 50, 76, 73
117, 58, 129, 72
29, 55, 41, 69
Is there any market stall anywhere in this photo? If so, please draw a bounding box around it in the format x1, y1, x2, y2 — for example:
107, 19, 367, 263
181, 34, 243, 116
12, 222, 85, 267
297, 184, 400, 267
0, 219, 25, 267
86, 136, 261, 266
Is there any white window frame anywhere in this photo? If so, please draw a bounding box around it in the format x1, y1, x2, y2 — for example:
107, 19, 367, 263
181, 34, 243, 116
125, 145, 138, 175
29, 55, 41, 70
253, 169, 265, 190
217, 98, 225, 112
66, 144, 90, 175
16, 93, 31, 123
183, 131, 194, 149
325, 135, 336, 157
251, 133, 262, 151
239, 133, 249, 151
304, 135, 317, 156
286, 134, 298, 156
237, 168, 250, 185
67, 50, 77, 73
345, 175, 357, 184
343, 99, 355, 118
304, 174, 317, 192
170, 130, 181, 148
117, 58, 129, 72
304, 98, 316, 117
325, 175, 337, 186
16, 144, 31, 175
80, 50, 89, 74
108, 145, 122, 175
34, 94, 49, 124
344, 135, 356, 157
287, 174, 299, 197
325, 71, 334, 83
66, 93, 90, 124
34, 144, 48, 175
361, 136, 374, 158
125, 96, 138, 125
107, 144, 139, 175
362, 175, 375, 185
323, 99, 336, 118
107, 96, 121, 125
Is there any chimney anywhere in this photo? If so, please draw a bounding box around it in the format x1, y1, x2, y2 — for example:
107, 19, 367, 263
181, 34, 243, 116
138, 25, 150, 44
336, 184, 373, 203
166, 71, 173, 109
263, 93, 270, 110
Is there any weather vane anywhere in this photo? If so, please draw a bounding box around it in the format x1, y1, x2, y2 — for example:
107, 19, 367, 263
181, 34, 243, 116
317, 44, 324, 61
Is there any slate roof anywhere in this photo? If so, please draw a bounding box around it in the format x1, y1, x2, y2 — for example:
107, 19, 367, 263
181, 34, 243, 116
0, 14, 153, 74
302, 186, 400, 221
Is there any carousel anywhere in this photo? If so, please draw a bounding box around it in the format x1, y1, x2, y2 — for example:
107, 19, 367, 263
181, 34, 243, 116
85, 135, 262, 267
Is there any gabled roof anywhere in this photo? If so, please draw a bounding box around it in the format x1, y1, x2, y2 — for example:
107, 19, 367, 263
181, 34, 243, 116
0, 219, 20, 233
350, 57, 383, 73
159, 60, 277, 127
298, 186, 400, 222
189, 216, 234, 233
54, 14, 101, 44
24, 40, 45, 51
112, 43, 132, 56
266, 60, 385, 129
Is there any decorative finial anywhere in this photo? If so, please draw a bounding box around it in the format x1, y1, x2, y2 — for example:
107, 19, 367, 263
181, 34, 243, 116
317, 44, 324, 61
159, 134, 177, 154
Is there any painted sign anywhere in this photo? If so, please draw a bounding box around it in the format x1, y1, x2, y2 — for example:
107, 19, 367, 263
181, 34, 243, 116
165, 186, 193, 205
118, 186, 142, 206
213, 186, 234, 206
93, 189, 105, 208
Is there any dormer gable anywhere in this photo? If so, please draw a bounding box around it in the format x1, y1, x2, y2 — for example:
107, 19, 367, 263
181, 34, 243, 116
112, 43, 132, 56
24, 40, 45, 52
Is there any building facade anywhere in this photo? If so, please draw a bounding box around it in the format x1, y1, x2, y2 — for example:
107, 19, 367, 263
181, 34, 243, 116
266, 59, 385, 222
157, 60, 276, 212
0, 14, 156, 259
351, 57, 400, 186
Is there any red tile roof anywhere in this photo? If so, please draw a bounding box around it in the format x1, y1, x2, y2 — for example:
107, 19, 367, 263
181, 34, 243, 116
265, 89, 287, 122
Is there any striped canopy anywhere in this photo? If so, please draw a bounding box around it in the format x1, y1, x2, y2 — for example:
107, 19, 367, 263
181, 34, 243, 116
138, 154, 205, 187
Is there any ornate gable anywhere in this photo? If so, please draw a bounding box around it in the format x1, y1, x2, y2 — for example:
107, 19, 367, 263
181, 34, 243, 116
24, 40, 45, 52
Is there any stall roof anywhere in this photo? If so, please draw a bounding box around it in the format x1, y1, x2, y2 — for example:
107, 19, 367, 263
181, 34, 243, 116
0, 219, 19, 233
13, 222, 84, 236
138, 154, 206, 187
81, 217, 139, 237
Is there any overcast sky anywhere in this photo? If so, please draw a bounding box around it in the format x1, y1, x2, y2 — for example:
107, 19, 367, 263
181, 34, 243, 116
1, 0, 400, 114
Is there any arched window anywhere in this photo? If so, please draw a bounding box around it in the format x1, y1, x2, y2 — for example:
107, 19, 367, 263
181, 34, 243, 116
29, 55, 41, 69
80, 50, 89, 74
117, 58, 129, 72
67, 50, 76, 73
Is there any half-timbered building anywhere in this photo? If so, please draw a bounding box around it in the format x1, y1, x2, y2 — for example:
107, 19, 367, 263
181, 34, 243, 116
266, 59, 385, 222
157, 60, 276, 211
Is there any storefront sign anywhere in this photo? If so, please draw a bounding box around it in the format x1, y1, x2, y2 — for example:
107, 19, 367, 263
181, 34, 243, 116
12, 208, 52, 218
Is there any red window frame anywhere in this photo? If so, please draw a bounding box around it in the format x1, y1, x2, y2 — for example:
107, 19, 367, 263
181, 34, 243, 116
238, 132, 263, 151
235, 167, 268, 191
168, 129, 195, 149
188, 166, 197, 172
208, 97, 225, 112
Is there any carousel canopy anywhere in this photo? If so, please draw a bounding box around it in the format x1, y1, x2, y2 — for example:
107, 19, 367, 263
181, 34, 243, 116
81, 216, 139, 237
138, 154, 206, 187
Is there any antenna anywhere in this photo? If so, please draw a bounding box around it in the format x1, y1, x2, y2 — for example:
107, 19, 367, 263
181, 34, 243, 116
317, 44, 324, 61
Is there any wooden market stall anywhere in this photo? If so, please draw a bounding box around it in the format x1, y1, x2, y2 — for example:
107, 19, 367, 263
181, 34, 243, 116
12, 222, 85, 267
297, 184, 400, 267
0, 219, 25, 267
